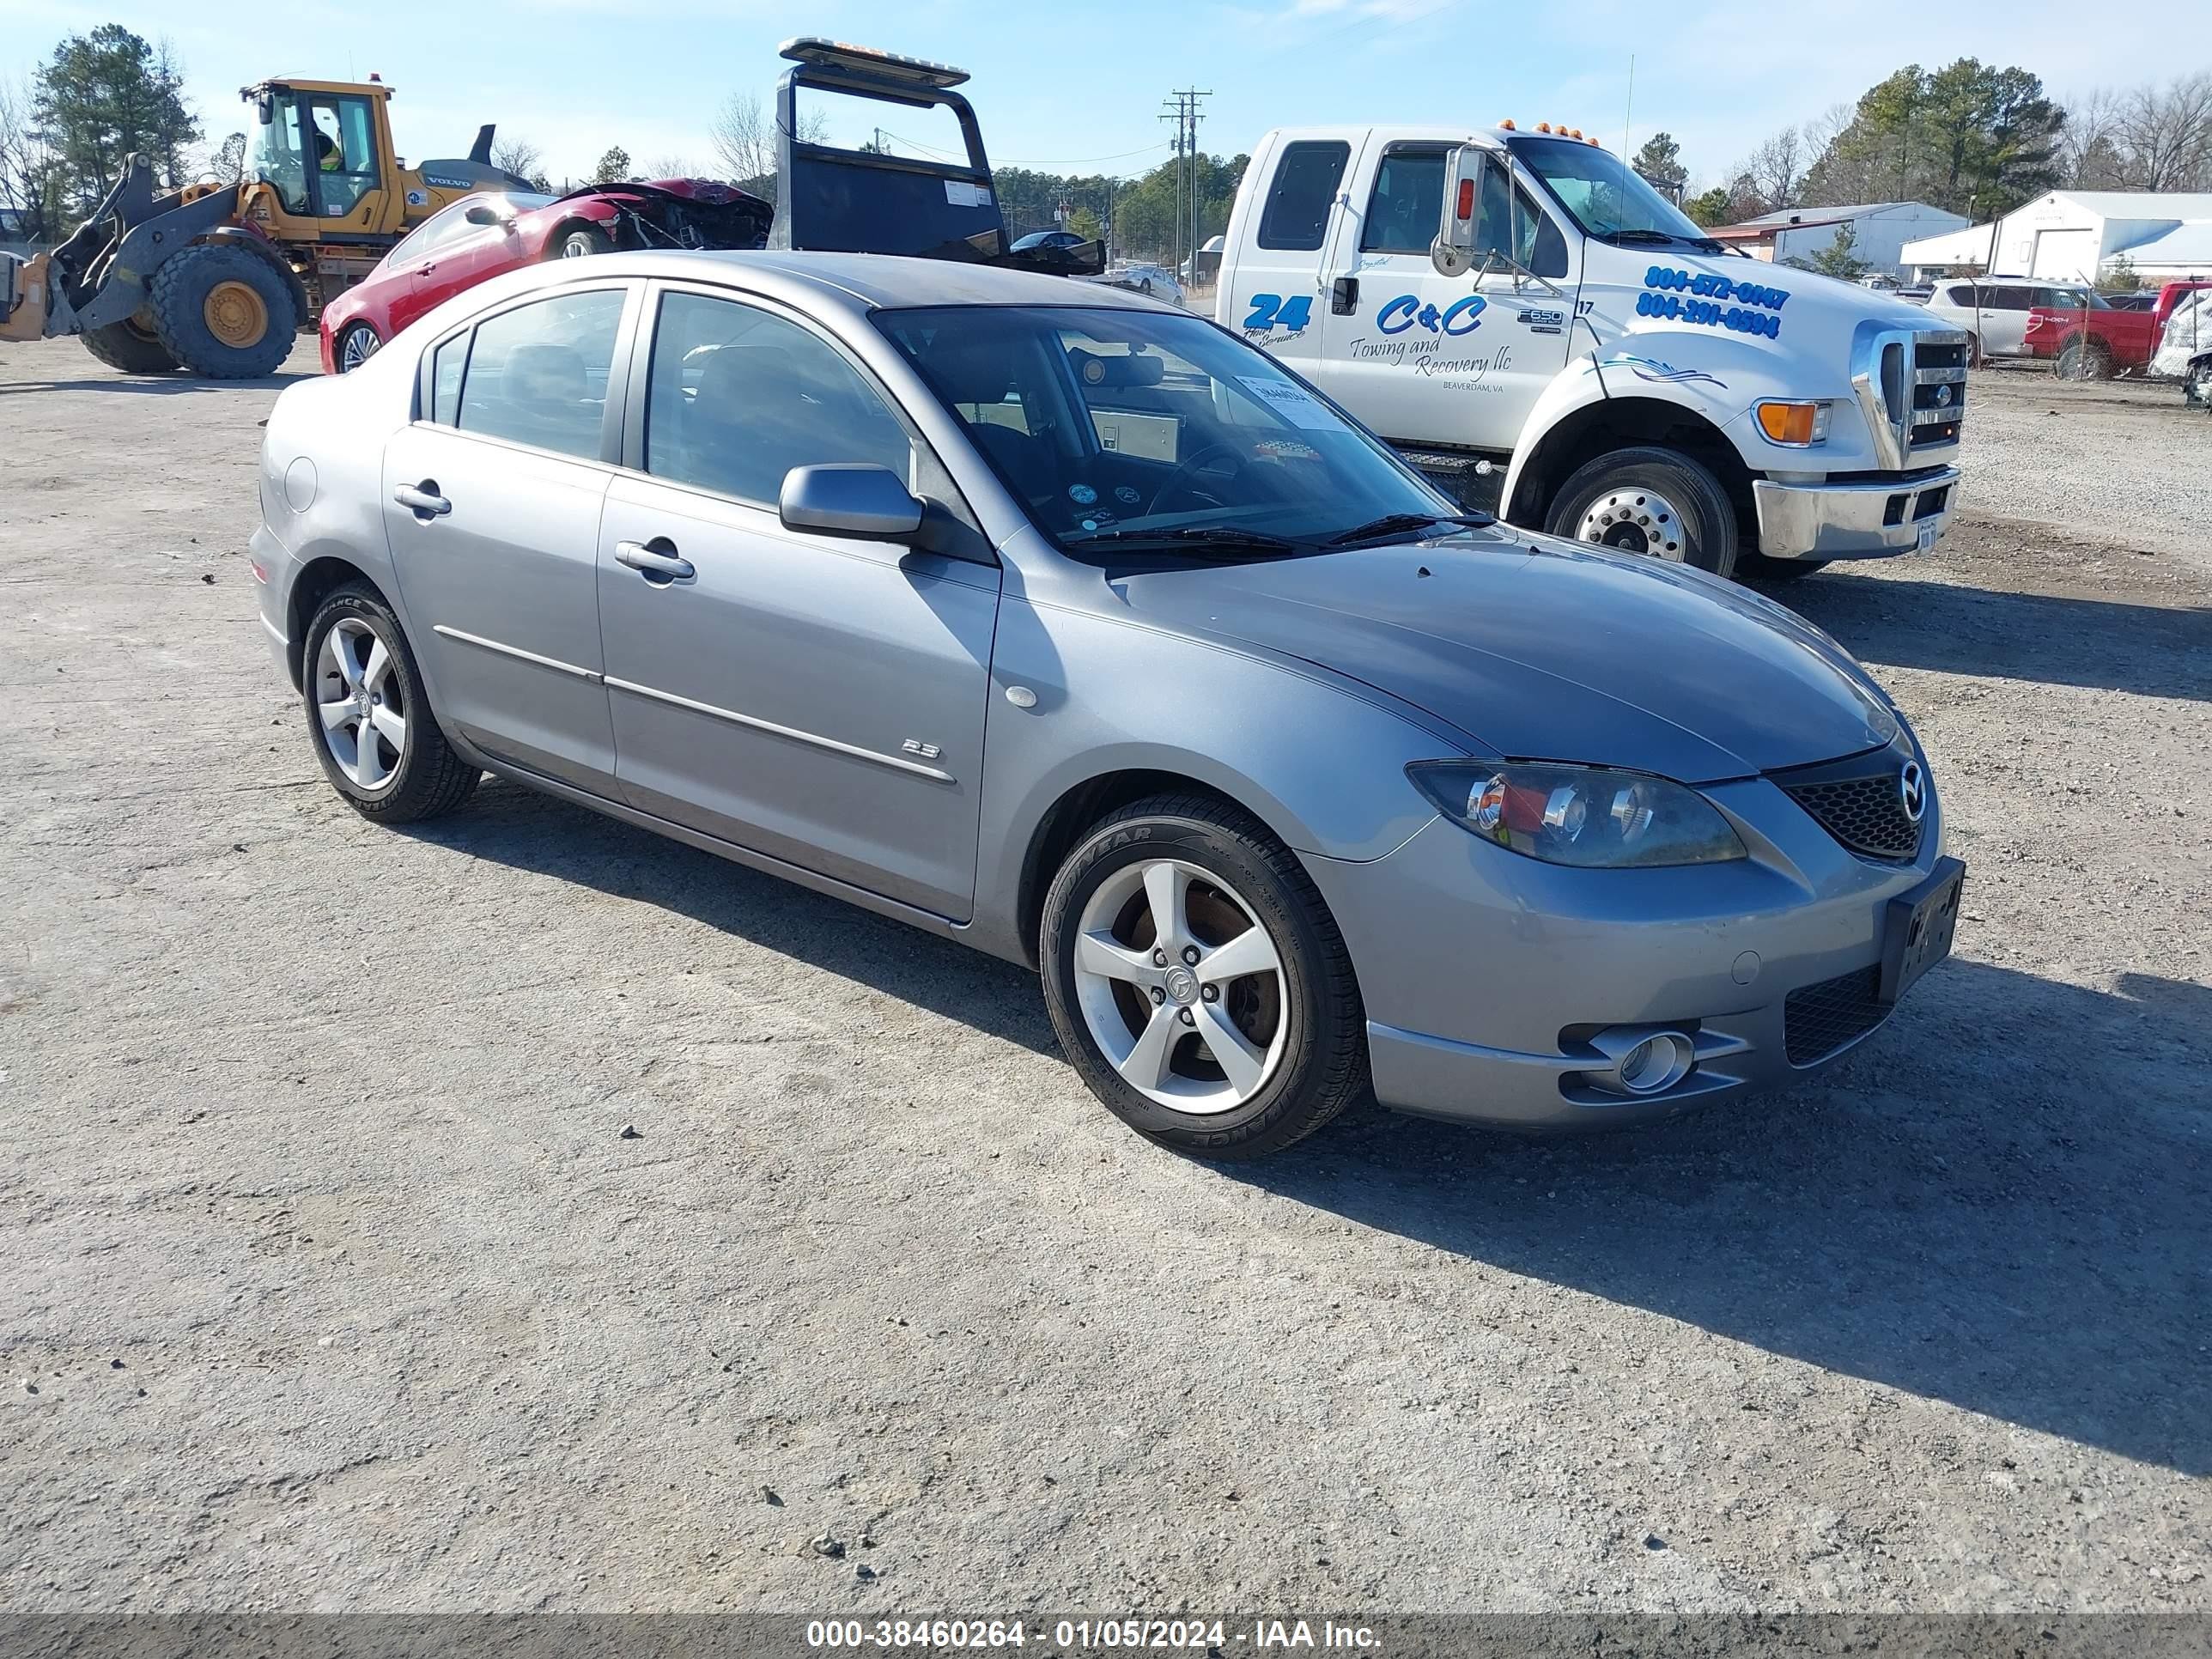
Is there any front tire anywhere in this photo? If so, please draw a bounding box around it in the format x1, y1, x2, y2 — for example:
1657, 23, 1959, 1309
82, 315, 179, 374
1040, 794, 1368, 1159
301, 584, 480, 823
555, 224, 613, 259
335, 321, 380, 373
149, 243, 299, 379
1545, 446, 1740, 579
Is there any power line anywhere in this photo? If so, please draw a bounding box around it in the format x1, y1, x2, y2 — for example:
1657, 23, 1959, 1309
1160, 87, 1212, 275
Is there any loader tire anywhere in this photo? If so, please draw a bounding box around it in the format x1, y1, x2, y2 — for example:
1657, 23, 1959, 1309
82, 316, 180, 374
149, 244, 298, 379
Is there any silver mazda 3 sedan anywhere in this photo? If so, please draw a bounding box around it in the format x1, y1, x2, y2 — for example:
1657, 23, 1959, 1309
251, 251, 1963, 1158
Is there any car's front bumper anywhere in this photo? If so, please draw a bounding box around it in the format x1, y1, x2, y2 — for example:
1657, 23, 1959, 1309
1752, 465, 1960, 561
1304, 769, 1948, 1130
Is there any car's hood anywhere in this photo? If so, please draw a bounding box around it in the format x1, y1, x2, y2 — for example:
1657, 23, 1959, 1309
1110, 529, 1898, 782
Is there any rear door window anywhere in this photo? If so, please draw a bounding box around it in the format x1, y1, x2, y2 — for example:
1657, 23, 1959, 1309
453, 287, 627, 460
1257, 141, 1350, 252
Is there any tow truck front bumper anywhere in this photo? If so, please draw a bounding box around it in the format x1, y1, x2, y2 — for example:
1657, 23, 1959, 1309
1751, 465, 1961, 561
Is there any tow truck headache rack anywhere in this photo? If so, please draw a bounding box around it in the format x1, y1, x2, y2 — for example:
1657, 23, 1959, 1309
771, 38, 1104, 276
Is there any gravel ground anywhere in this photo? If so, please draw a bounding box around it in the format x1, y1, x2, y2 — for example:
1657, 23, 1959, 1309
1, 339, 2206, 1614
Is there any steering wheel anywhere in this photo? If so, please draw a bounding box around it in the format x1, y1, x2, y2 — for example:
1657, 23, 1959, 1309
1146, 441, 1251, 517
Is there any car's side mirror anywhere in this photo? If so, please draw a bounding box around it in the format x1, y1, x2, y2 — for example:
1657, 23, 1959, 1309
1431, 144, 1488, 278
464, 203, 507, 228
779, 464, 925, 542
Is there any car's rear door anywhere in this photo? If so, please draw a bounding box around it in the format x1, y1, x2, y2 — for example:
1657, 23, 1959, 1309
594, 283, 1000, 921
381, 280, 637, 790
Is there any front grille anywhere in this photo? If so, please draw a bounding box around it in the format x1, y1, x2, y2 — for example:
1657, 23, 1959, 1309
1784, 966, 1889, 1066
1908, 336, 1968, 453
1781, 770, 1923, 860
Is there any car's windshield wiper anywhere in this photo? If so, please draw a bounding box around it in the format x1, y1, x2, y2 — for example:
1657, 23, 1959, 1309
1322, 511, 1493, 550
1065, 526, 1307, 556
1599, 227, 1724, 254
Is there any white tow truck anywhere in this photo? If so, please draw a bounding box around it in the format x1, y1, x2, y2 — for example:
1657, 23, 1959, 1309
1214, 124, 1969, 579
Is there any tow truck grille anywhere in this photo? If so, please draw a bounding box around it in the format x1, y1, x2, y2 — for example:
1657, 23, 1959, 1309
1907, 336, 1968, 453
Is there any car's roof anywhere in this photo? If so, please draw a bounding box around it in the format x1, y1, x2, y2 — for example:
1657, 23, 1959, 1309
599, 249, 1166, 313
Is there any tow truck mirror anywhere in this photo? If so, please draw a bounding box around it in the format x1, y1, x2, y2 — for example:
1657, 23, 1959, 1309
1431, 145, 1487, 279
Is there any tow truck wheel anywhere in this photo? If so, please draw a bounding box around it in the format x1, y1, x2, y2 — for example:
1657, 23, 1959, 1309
81, 314, 179, 374
148, 243, 299, 380
1546, 447, 1739, 580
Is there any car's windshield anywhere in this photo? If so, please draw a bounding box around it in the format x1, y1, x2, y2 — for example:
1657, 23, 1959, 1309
873, 304, 1464, 559
1510, 135, 1716, 249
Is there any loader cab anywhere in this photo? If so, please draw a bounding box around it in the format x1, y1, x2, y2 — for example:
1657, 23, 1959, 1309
244, 79, 397, 238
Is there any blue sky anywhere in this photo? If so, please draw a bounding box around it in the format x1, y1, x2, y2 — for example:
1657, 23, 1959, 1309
6, 0, 2209, 191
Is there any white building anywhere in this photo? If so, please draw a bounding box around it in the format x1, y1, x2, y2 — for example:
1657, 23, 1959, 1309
1900, 191, 2212, 283
1705, 202, 1970, 277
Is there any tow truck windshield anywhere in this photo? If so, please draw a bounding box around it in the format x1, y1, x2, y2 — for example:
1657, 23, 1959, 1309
876, 304, 1468, 561
1511, 136, 1720, 252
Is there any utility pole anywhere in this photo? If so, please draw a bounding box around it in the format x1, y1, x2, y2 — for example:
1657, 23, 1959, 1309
1160, 88, 1211, 271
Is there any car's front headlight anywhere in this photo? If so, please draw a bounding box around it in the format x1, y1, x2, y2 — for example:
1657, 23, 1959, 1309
1407, 762, 1747, 868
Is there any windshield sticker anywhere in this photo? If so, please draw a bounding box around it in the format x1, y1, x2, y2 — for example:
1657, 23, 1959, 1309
1601, 353, 1727, 391
1068, 483, 1098, 506
1113, 485, 1142, 506
1639, 266, 1787, 338
1236, 375, 1340, 429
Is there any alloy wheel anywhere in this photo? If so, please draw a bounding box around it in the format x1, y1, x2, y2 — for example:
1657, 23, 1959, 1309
339, 326, 380, 372
314, 617, 407, 791
1071, 857, 1287, 1113
1575, 487, 1686, 559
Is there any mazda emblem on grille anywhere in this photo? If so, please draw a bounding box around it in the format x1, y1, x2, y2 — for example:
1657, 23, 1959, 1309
1899, 762, 1926, 823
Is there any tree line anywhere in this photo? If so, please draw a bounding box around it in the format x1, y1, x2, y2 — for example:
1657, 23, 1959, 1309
1670, 61, 2212, 228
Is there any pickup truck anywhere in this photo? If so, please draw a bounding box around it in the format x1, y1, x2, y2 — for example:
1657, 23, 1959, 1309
1215, 125, 1967, 580
2025, 281, 2212, 380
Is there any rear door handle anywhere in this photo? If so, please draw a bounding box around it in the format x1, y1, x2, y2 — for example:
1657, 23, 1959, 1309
393, 482, 450, 517
615, 539, 695, 582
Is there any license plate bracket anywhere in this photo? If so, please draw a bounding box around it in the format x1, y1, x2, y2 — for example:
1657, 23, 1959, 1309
1880, 855, 1966, 1005
1914, 522, 1938, 553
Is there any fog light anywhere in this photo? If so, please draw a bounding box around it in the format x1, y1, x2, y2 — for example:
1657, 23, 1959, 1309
1585, 1025, 1696, 1097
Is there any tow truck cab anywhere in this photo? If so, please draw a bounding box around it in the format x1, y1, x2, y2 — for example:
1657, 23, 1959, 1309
1216, 125, 1968, 576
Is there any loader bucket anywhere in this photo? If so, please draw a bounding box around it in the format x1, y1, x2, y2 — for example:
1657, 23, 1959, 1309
0, 251, 55, 343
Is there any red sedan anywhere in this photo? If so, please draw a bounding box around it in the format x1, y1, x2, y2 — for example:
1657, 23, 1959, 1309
319, 179, 772, 374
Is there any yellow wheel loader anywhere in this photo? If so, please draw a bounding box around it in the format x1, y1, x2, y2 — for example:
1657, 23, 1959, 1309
0, 76, 530, 378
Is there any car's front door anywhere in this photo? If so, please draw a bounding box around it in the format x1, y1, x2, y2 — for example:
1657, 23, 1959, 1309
595, 285, 1000, 921
381, 281, 635, 789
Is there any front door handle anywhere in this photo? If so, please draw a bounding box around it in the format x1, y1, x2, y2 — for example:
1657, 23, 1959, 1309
393, 482, 450, 518
615, 539, 695, 583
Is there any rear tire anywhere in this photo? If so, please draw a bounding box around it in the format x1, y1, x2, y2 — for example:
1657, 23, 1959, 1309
149, 243, 299, 379
82, 315, 179, 374
301, 583, 480, 823
1545, 446, 1740, 579
1040, 794, 1368, 1159
555, 224, 613, 259
2056, 340, 2112, 382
